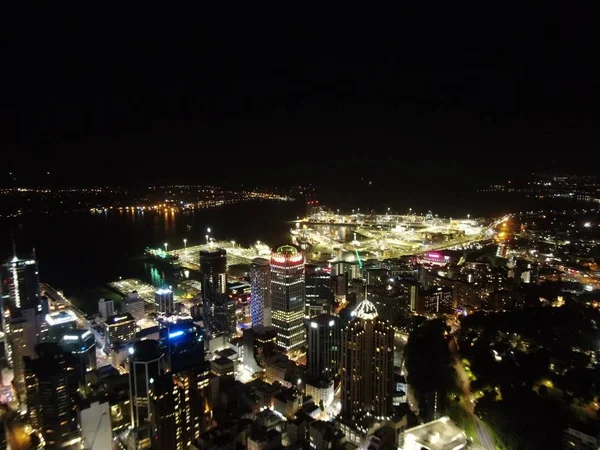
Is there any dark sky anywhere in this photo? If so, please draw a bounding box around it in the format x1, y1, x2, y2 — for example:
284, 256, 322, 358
2, 5, 598, 189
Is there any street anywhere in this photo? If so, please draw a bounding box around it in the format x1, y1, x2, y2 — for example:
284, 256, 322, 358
449, 337, 496, 450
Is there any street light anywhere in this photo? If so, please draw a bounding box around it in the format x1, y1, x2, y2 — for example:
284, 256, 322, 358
164, 242, 168, 252
183, 238, 187, 250
207, 227, 211, 233
231, 240, 235, 248
205, 234, 209, 244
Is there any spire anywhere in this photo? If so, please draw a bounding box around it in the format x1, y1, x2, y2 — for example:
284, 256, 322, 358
11, 239, 18, 262
354, 299, 378, 320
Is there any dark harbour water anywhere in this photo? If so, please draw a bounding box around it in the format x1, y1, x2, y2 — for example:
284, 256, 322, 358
0, 193, 593, 314
1, 200, 303, 313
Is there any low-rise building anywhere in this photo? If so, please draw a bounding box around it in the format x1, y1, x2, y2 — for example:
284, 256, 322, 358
211, 357, 234, 376
402, 416, 467, 450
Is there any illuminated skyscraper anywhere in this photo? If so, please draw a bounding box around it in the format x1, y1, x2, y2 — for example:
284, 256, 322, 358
155, 288, 175, 314
250, 257, 271, 327
341, 299, 394, 422
25, 343, 83, 449
270, 245, 305, 353
200, 248, 234, 336
58, 329, 97, 393
305, 264, 333, 317
7, 316, 27, 401
128, 340, 165, 448
307, 314, 340, 382
2, 255, 40, 311
2, 253, 43, 384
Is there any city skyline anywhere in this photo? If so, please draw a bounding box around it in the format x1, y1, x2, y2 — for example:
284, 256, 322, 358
1, 5, 599, 449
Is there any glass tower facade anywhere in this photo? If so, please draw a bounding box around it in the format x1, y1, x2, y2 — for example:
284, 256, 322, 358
250, 257, 271, 327
200, 248, 234, 336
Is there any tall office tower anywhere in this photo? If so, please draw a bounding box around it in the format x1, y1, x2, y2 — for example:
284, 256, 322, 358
171, 361, 212, 446
129, 340, 166, 448
341, 299, 394, 422
25, 343, 83, 450
200, 248, 234, 336
159, 319, 204, 373
2, 254, 43, 371
250, 257, 271, 327
98, 298, 115, 321
270, 245, 306, 353
305, 264, 333, 317
149, 373, 183, 450
307, 314, 340, 382
7, 316, 27, 401
58, 329, 97, 393
155, 288, 175, 314
2, 255, 40, 311
122, 291, 145, 321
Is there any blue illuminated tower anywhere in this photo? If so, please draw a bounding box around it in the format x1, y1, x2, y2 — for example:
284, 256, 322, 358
159, 319, 205, 373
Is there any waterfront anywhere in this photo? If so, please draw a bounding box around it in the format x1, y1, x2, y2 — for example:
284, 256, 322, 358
2, 200, 303, 314
0, 192, 592, 315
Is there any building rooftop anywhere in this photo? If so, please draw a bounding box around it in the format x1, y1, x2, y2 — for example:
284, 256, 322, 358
353, 299, 378, 320
274, 387, 299, 403
310, 314, 338, 327
45, 309, 78, 326
130, 339, 162, 362
61, 328, 93, 342
251, 257, 270, 266
403, 416, 467, 450
212, 356, 234, 367
106, 313, 135, 326
136, 326, 160, 338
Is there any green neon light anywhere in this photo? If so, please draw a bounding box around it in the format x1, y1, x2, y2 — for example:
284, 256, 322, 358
354, 249, 363, 268
276, 245, 298, 255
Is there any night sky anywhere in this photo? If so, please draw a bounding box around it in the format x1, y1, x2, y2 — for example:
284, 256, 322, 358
2, 5, 598, 190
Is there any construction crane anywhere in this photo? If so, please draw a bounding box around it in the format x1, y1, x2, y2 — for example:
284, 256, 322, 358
85, 410, 108, 450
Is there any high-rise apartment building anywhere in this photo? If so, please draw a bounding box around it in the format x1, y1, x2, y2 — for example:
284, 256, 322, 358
307, 314, 340, 382
98, 298, 115, 321
341, 299, 394, 422
200, 248, 234, 336
155, 288, 175, 314
105, 313, 136, 350
250, 257, 271, 327
270, 245, 305, 353
122, 291, 145, 321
